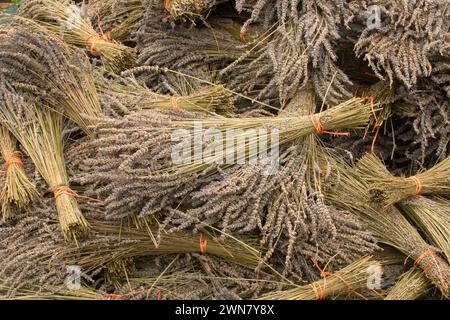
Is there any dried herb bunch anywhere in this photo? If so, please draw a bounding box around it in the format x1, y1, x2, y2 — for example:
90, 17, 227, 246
0, 202, 69, 297
332, 82, 449, 170
259, 256, 380, 300
124, 253, 287, 300
360, 155, 450, 207
0, 91, 90, 241
166, 89, 378, 280
358, 154, 450, 262
95, 71, 235, 115
0, 127, 38, 221
134, 16, 260, 89
74, 96, 373, 221
0, 21, 102, 135
18, 0, 135, 73
87, 0, 145, 42
351, 0, 449, 88
323, 152, 450, 297
401, 197, 450, 263
164, 0, 229, 22
385, 268, 433, 300
58, 220, 262, 281
232, 0, 353, 105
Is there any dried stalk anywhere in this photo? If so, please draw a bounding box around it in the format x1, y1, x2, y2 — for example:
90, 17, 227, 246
361, 155, 450, 207
0, 92, 90, 241
164, 0, 228, 22
87, 0, 144, 42
358, 154, 450, 262
58, 220, 262, 279
0, 21, 102, 135
150, 97, 375, 177
0, 127, 38, 220
385, 268, 433, 300
18, 0, 135, 73
259, 257, 378, 300
401, 197, 450, 263
323, 152, 450, 297
95, 72, 235, 114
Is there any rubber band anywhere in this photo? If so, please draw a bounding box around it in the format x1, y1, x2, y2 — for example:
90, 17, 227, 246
199, 233, 208, 254
310, 258, 368, 301
310, 114, 350, 137
86, 33, 111, 56
163, 0, 173, 20
171, 96, 181, 112
240, 28, 247, 44
5, 152, 23, 171
52, 185, 103, 203
164, 0, 171, 12
408, 176, 422, 196
310, 258, 330, 300
414, 248, 436, 272
309, 281, 325, 300
369, 96, 382, 155
85, 11, 112, 56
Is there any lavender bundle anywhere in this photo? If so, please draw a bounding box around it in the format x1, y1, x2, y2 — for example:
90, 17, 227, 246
0, 22, 102, 135
95, 71, 235, 115
385, 268, 432, 300
62, 220, 262, 279
0, 92, 90, 241
134, 17, 263, 88
18, 0, 135, 73
259, 257, 378, 300
163, 0, 229, 22
87, 0, 145, 42
358, 154, 450, 262
75, 96, 374, 221
360, 155, 450, 207
351, 0, 448, 88
323, 153, 450, 297
0, 127, 38, 221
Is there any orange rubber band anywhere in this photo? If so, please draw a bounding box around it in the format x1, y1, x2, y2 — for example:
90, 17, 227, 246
240, 28, 247, 44
414, 248, 436, 272
369, 96, 382, 155
164, 0, 171, 12
107, 289, 161, 300
310, 258, 368, 300
85, 11, 112, 56
5, 153, 24, 171
86, 33, 111, 56
171, 96, 181, 112
310, 114, 350, 137
199, 233, 208, 254
52, 185, 103, 203
408, 176, 422, 196
163, 0, 173, 20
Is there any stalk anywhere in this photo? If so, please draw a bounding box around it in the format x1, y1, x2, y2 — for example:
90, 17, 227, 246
18, 0, 135, 73
361, 155, 450, 207
0, 92, 90, 241
385, 268, 433, 300
95, 72, 235, 114
0, 21, 102, 135
322, 152, 450, 297
259, 257, 378, 300
0, 127, 38, 220
57, 220, 262, 280
358, 154, 450, 262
